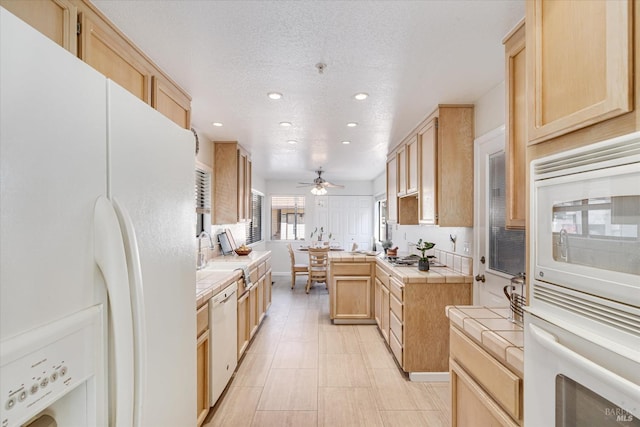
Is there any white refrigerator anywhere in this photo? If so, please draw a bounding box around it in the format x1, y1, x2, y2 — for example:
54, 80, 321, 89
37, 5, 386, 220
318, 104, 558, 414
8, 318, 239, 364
1, 8, 196, 427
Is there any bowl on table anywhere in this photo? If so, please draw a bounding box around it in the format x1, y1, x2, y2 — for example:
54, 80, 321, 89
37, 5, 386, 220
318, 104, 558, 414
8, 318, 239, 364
234, 247, 252, 256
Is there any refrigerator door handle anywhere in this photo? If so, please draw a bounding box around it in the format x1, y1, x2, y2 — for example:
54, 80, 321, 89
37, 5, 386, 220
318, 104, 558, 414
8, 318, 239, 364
112, 197, 147, 427
93, 196, 134, 427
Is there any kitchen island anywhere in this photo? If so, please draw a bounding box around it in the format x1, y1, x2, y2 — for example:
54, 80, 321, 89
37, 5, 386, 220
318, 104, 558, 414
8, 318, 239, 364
328, 251, 473, 381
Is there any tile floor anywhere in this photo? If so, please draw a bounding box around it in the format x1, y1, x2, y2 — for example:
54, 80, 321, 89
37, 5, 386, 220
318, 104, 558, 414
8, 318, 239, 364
203, 277, 451, 427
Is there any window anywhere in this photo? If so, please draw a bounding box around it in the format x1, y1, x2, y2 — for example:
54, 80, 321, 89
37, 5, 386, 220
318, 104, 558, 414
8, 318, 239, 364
375, 199, 387, 242
489, 152, 525, 276
246, 191, 263, 245
195, 167, 211, 236
271, 196, 305, 240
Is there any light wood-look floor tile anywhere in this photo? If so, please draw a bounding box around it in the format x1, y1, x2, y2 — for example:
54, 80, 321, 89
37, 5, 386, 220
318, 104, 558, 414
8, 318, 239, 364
319, 353, 371, 387
257, 368, 318, 410
318, 387, 384, 427
232, 352, 274, 387
379, 410, 449, 427
205, 386, 262, 427
319, 328, 360, 354
271, 340, 319, 369
206, 278, 452, 425
251, 410, 318, 427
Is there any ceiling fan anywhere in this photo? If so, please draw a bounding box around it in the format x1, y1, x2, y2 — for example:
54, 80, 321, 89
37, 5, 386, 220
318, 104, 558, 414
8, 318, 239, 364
297, 169, 344, 195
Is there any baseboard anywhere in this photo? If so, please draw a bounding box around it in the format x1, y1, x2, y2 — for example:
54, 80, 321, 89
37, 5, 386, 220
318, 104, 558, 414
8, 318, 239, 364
408, 372, 450, 382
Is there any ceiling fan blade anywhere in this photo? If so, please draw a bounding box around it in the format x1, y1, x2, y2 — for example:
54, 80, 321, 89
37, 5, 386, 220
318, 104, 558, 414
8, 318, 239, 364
324, 183, 344, 188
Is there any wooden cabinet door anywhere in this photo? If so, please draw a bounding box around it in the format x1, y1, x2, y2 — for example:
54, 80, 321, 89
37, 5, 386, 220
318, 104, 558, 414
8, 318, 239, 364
264, 270, 272, 312
437, 106, 474, 227
504, 21, 526, 229
245, 159, 252, 222
406, 135, 418, 194
397, 147, 407, 196
237, 291, 249, 359
374, 278, 382, 328
213, 142, 240, 224
257, 277, 265, 322
1, 0, 77, 54
249, 285, 258, 338
332, 276, 373, 320
451, 359, 519, 427
526, 0, 632, 145
196, 330, 209, 426
418, 118, 437, 224
152, 75, 191, 129
381, 285, 390, 344
386, 155, 398, 223
78, 11, 152, 103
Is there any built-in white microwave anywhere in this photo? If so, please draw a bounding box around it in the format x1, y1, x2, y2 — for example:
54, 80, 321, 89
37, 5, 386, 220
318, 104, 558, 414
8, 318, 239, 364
531, 132, 640, 308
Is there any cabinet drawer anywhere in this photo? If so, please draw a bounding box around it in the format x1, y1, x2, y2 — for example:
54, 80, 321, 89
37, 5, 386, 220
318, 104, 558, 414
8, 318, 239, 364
390, 294, 403, 320
390, 330, 403, 367
390, 311, 403, 344
450, 326, 522, 421
389, 277, 403, 301
375, 265, 389, 287
332, 262, 372, 276
196, 303, 209, 337
258, 261, 266, 278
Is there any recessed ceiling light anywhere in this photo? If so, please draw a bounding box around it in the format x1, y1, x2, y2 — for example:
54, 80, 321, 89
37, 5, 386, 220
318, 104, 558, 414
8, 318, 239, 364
279, 121, 292, 127
268, 92, 282, 100
347, 122, 358, 127
342, 141, 351, 145
287, 140, 297, 145
212, 122, 223, 127
353, 93, 368, 100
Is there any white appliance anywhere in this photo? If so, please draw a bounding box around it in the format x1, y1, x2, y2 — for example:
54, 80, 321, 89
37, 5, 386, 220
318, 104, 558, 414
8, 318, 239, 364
209, 282, 238, 407
1, 8, 196, 427
526, 133, 640, 426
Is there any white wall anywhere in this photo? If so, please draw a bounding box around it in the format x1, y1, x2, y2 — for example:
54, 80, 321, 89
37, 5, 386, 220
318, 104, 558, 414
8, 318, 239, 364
475, 81, 505, 137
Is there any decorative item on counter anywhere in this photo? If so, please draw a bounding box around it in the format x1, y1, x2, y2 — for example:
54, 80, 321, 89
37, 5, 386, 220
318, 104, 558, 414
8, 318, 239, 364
386, 246, 399, 257
234, 244, 252, 256
381, 239, 393, 254
416, 239, 436, 271
449, 234, 457, 252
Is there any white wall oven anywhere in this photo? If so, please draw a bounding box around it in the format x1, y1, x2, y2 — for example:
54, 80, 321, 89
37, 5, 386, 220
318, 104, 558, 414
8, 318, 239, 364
526, 132, 640, 426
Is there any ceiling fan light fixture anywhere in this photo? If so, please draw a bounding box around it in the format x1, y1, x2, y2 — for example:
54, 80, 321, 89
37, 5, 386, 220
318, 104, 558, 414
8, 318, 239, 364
353, 92, 368, 100
311, 186, 327, 195
268, 92, 282, 100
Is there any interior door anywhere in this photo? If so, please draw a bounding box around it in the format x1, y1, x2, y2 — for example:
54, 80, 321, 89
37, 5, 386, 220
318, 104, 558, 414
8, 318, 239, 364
474, 127, 526, 306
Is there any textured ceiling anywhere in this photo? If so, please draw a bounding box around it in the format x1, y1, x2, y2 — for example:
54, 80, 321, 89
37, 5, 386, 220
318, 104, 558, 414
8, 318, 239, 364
92, 0, 525, 183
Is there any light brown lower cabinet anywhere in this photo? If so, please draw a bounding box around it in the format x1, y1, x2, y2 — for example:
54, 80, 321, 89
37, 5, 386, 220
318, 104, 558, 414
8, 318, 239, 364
237, 291, 249, 359
449, 326, 523, 426
195, 302, 209, 426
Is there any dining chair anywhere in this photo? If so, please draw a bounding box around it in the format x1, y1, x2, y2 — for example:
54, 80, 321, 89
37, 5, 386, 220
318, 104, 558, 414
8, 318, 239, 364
287, 243, 308, 289
306, 246, 330, 294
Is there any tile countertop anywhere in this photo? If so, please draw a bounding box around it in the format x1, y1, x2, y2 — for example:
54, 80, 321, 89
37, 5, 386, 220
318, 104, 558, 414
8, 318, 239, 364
195, 250, 271, 308
446, 306, 524, 377
329, 251, 473, 285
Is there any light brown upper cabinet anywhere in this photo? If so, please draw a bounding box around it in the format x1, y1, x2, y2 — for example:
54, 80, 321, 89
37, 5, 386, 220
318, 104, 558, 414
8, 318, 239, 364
504, 20, 526, 229
78, 7, 153, 103
418, 118, 437, 225
526, 0, 633, 145
412, 105, 474, 227
386, 153, 398, 224
396, 146, 407, 197
396, 135, 418, 198
152, 75, 192, 129
213, 142, 252, 224
1, 0, 77, 54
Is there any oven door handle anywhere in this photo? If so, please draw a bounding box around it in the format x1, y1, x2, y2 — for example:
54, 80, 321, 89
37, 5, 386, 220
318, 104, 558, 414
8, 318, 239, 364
529, 324, 640, 399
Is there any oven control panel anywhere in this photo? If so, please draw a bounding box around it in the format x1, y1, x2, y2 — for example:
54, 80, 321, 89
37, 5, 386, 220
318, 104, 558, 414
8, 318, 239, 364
0, 306, 103, 427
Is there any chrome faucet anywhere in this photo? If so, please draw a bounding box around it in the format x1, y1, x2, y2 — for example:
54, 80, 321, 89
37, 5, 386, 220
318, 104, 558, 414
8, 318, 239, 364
197, 231, 214, 270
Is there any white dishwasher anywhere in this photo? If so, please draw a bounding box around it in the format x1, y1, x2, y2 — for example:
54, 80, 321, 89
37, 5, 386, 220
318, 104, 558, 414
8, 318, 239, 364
209, 281, 238, 407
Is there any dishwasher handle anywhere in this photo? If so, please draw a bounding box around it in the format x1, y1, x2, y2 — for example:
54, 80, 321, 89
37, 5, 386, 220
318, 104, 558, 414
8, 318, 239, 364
212, 282, 238, 305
